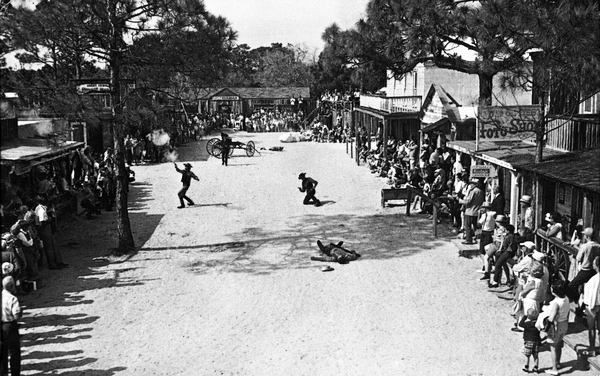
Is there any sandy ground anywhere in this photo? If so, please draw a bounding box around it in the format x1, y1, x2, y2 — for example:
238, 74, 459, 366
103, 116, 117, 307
16, 132, 596, 376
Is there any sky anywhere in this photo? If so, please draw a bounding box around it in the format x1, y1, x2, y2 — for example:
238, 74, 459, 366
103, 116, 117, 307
5, 0, 371, 68
202, 0, 371, 54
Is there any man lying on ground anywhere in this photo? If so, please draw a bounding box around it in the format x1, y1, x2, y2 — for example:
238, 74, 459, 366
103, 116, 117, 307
311, 240, 361, 264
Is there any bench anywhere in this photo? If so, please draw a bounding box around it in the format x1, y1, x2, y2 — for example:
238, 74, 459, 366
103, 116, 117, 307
381, 188, 408, 207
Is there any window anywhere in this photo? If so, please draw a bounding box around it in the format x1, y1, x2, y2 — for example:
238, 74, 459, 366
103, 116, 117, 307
413, 71, 418, 95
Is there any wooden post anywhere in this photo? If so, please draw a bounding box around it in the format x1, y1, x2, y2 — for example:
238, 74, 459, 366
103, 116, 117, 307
406, 187, 412, 216
383, 119, 388, 160
351, 140, 354, 159
433, 205, 438, 237
346, 139, 349, 154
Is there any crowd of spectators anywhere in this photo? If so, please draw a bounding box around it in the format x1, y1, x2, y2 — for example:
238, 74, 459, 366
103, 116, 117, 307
349, 123, 600, 372
0, 145, 139, 295
246, 109, 305, 133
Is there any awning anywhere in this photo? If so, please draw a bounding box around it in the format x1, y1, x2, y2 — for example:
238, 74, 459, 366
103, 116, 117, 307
420, 118, 450, 133
518, 148, 600, 194
446, 140, 567, 171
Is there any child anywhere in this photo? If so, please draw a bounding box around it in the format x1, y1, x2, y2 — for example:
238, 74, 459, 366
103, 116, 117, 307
520, 308, 541, 373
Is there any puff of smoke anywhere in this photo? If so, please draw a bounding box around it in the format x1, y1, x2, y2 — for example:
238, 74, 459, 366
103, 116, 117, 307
164, 150, 179, 163
149, 129, 170, 146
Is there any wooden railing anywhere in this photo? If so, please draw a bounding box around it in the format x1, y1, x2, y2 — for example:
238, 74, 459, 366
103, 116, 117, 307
359, 94, 422, 113
535, 229, 578, 282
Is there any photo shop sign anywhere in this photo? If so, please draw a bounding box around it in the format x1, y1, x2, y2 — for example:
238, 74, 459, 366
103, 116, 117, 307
478, 106, 541, 141
470, 165, 496, 179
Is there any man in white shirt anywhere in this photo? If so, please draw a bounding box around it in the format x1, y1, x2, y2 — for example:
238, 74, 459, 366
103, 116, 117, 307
35, 198, 67, 270
1, 276, 22, 376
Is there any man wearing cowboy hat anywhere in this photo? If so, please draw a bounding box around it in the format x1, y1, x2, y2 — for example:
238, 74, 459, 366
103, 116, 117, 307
174, 162, 199, 209
518, 195, 535, 241
458, 178, 485, 245
298, 173, 322, 207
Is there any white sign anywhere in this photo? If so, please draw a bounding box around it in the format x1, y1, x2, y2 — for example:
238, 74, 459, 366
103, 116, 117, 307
470, 165, 495, 178
478, 106, 540, 140
213, 96, 239, 101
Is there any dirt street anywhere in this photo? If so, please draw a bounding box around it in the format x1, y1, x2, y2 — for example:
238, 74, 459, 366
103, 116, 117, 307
17, 132, 594, 376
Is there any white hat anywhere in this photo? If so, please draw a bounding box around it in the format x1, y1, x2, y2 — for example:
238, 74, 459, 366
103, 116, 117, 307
532, 251, 546, 261
520, 241, 536, 249
1, 262, 14, 276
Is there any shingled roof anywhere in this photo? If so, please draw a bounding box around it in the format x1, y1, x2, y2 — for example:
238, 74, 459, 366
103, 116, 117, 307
518, 148, 600, 194
202, 87, 310, 100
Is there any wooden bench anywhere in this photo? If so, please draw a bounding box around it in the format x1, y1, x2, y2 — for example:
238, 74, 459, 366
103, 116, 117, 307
381, 188, 408, 207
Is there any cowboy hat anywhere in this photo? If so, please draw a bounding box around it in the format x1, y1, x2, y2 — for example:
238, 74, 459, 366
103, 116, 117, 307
298, 173, 306, 179
520, 195, 532, 205
583, 227, 595, 238
495, 214, 508, 224
520, 241, 536, 250
183, 163, 192, 169
532, 251, 546, 261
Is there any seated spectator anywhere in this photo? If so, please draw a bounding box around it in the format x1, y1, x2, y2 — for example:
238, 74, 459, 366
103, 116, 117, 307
431, 167, 446, 197
481, 215, 509, 281
519, 263, 545, 319
79, 184, 102, 219
489, 224, 518, 288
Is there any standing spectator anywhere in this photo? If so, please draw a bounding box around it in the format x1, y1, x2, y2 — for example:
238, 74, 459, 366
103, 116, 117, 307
568, 228, 600, 315
544, 212, 565, 241
583, 257, 600, 356
458, 179, 485, 245
489, 186, 506, 215
428, 147, 441, 169
1, 276, 22, 376
519, 195, 535, 241
452, 155, 464, 184
407, 137, 418, 169
478, 202, 496, 271
545, 281, 570, 375
520, 308, 541, 373
35, 197, 67, 270
174, 163, 199, 209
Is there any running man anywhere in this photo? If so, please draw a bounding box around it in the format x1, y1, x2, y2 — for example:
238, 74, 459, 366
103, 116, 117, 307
298, 173, 322, 206
174, 162, 199, 209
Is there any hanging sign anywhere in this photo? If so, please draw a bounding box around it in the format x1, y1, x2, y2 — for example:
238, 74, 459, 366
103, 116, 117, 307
478, 106, 540, 141
470, 165, 496, 178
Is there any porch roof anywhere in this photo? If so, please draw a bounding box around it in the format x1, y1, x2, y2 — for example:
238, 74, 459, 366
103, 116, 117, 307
447, 140, 567, 171
518, 148, 600, 194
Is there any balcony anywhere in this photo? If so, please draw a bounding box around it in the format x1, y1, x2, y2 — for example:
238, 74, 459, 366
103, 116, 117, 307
359, 94, 422, 113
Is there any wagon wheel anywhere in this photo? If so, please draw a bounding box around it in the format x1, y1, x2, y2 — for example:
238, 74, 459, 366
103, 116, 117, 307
206, 138, 219, 156
245, 141, 256, 157
550, 249, 570, 283
212, 140, 223, 157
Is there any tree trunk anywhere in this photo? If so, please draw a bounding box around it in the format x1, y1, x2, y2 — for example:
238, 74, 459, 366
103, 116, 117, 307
109, 21, 135, 253
478, 73, 493, 107
534, 96, 547, 163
